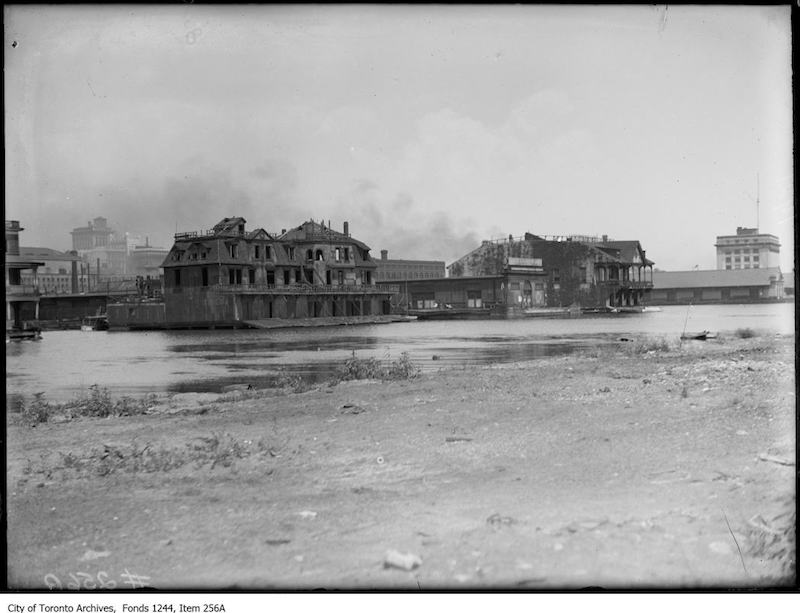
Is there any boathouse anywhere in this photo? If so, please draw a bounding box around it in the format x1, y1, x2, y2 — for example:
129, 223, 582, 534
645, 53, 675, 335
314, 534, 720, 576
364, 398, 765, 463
650, 268, 785, 304
446, 233, 654, 309
156, 217, 396, 328
5, 220, 44, 331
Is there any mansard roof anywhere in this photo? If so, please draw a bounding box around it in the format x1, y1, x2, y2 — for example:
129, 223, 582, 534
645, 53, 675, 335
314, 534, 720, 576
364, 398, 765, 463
280, 220, 372, 252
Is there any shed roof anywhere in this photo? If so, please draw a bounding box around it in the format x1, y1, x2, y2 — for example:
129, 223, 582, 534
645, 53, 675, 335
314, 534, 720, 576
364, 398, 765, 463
19, 247, 81, 261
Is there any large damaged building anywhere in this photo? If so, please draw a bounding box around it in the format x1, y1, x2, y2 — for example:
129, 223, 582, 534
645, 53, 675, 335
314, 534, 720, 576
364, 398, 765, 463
120, 217, 396, 328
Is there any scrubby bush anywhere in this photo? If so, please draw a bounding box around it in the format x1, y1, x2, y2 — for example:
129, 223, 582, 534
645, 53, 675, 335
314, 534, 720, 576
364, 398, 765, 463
627, 336, 676, 354
735, 327, 757, 339
339, 351, 386, 381
12, 386, 157, 426
25, 432, 277, 479
385, 352, 420, 380
335, 350, 420, 382
20, 392, 54, 426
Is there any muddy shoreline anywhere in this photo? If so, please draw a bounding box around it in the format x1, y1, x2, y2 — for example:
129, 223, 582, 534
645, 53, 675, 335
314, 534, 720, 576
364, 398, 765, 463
6, 335, 796, 589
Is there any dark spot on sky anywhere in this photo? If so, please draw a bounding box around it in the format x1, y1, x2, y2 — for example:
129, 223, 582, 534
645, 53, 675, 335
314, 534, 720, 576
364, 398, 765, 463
12, 41, 18, 48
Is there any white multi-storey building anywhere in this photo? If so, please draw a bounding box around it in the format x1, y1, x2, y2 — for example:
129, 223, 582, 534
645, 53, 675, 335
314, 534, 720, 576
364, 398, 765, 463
714, 227, 781, 270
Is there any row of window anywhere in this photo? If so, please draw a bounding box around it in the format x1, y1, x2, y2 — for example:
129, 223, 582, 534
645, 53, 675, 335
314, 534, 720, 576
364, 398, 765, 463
725, 263, 761, 270
378, 272, 440, 280
725, 255, 759, 263
173, 267, 372, 287
721, 248, 761, 255
172, 244, 356, 263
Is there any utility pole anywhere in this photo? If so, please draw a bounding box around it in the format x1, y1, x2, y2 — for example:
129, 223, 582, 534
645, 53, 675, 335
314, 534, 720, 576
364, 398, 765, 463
756, 173, 760, 231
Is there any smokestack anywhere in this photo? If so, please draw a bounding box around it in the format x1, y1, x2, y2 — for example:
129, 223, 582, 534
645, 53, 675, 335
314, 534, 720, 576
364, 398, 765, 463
70, 251, 78, 293
602, 234, 608, 243
343, 221, 349, 237
381, 249, 388, 260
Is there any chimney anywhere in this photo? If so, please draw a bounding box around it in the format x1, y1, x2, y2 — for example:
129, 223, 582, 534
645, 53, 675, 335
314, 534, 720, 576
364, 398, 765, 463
281, 229, 286, 235
70, 252, 79, 293
343, 221, 349, 237
602, 234, 608, 243
381, 249, 388, 260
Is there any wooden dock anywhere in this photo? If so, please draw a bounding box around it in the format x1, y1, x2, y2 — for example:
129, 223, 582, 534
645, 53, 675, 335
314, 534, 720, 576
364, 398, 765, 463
243, 315, 415, 330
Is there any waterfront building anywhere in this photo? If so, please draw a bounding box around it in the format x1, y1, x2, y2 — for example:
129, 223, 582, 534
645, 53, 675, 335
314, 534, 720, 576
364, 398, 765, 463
447, 233, 654, 309
715, 227, 780, 270
374, 250, 446, 281
650, 268, 785, 304
5, 221, 43, 329
19, 247, 81, 295
378, 263, 547, 316
151, 217, 396, 328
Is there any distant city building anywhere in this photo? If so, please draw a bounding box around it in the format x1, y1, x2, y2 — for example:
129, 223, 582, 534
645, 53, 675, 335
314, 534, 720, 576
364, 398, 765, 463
374, 250, 446, 281
70, 217, 167, 280
129, 240, 169, 278
715, 227, 780, 270
5, 220, 43, 328
70, 216, 114, 251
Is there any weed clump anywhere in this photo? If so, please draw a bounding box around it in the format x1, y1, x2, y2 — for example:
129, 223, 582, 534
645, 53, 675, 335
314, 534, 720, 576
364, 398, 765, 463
627, 336, 676, 355
735, 327, 757, 339
275, 372, 309, 393
23, 432, 277, 479
14, 385, 157, 427
336, 351, 420, 382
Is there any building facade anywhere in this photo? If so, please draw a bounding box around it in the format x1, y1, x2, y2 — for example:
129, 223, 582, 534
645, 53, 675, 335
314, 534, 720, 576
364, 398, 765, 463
129, 242, 169, 278
715, 227, 780, 270
5, 221, 43, 329
381, 263, 547, 316
447, 233, 654, 309
71, 217, 114, 251
374, 250, 446, 281
650, 268, 785, 304
19, 247, 81, 295
158, 217, 396, 327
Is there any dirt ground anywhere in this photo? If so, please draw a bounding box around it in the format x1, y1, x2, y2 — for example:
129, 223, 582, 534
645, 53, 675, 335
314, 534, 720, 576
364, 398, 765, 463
6, 335, 796, 590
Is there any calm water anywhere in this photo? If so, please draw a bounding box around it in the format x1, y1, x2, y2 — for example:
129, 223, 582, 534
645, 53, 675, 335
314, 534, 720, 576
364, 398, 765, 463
5, 303, 794, 404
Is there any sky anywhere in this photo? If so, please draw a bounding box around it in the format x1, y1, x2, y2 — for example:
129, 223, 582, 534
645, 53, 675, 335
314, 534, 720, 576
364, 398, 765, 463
4, 4, 794, 271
